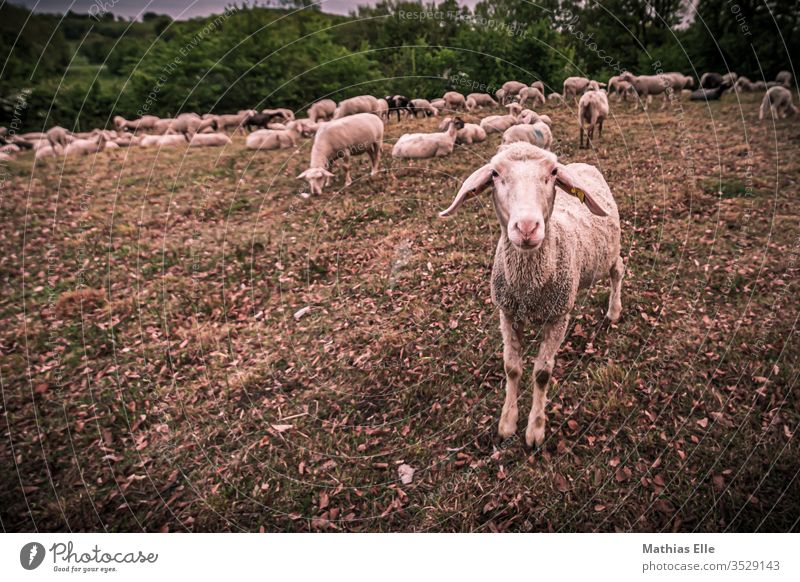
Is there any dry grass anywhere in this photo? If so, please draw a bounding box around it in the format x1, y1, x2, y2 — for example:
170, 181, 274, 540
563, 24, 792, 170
1, 93, 799, 532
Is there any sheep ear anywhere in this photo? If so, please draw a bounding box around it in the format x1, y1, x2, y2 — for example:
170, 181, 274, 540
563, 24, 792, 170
440, 164, 494, 217
555, 164, 608, 217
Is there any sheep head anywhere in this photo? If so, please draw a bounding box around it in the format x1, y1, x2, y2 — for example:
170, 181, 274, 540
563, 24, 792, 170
440, 143, 607, 251
298, 167, 335, 195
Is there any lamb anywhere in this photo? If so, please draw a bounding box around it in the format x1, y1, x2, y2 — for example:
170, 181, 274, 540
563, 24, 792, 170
308, 99, 337, 123
480, 103, 522, 134
547, 92, 565, 107
297, 112, 383, 195
443, 91, 467, 111
189, 132, 233, 147
466, 93, 498, 110
438, 117, 486, 145
619, 72, 672, 110
392, 117, 464, 159
502, 121, 552, 149
245, 121, 302, 150
333, 95, 380, 119
759, 86, 798, 121
46, 126, 72, 153
409, 98, 438, 117
578, 89, 609, 148
439, 142, 623, 447
518, 86, 545, 108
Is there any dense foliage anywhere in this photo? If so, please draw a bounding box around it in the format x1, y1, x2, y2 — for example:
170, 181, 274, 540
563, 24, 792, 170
1, 0, 797, 130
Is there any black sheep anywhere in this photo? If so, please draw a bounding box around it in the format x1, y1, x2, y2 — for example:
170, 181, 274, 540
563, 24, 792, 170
244, 112, 287, 132
385, 95, 413, 122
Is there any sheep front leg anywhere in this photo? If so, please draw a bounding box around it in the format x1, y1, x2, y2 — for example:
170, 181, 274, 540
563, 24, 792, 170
526, 314, 569, 448
342, 151, 352, 187
368, 142, 381, 176
607, 256, 624, 322
498, 311, 524, 439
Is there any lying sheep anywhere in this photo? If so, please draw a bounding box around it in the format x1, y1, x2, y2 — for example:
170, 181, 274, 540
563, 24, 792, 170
480, 103, 522, 134
760, 86, 798, 121
517, 109, 552, 126
392, 117, 464, 159
262, 108, 295, 122
439, 142, 623, 447
292, 118, 319, 137
298, 112, 383, 195
438, 117, 486, 145
333, 95, 380, 119
244, 111, 289, 132
466, 93, 498, 110
501, 121, 552, 149
409, 98, 438, 118
443, 91, 467, 111
246, 121, 302, 150
308, 99, 337, 123
189, 132, 233, 147
578, 89, 609, 148
64, 133, 107, 156
139, 134, 189, 148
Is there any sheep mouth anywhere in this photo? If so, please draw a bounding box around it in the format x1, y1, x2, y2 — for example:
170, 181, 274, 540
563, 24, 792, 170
514, 239, 543, 251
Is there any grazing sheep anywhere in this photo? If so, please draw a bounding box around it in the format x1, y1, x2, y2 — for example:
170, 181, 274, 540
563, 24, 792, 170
392, 117, 464, 159
502, 121, 552, 149
439, 142, 623, 447
499, 80, 527, 104
213, 111, 254, 135
438, 117, 486, 145
430, 98, 447, 111
562, 76, 592, 102
760, 86, 798, 121
245, 121, 303, 150
46, 126, 71, 153
262, 108, 295, 122
189, 132, 233, 147
298, 112, 383, 195
466, 93, 498, 110
443, 91, 467, 111
518, 86, 545, 108
495, 88, 507, 105
619, 72, 672, 110
775, 70, 792, 87
308, 99, 337, 123
139, 134, 189, 148
480, 103, 522, 134
734, 76, 759, 92
385, 95, 413, 122
531, 81, 545, 95
547, 92, 565, 107
372, 98, 387, 121
244, 111, 289, 132
113, 115, 160, 132
333, 95, 380, 119
409, 98, 438, 118
578, 89, 609, 148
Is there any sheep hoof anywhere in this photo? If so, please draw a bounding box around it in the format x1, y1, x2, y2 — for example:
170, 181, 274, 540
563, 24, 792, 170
606, 307, 622, 323
498, 410, 518, 439
525, 418, 546, 449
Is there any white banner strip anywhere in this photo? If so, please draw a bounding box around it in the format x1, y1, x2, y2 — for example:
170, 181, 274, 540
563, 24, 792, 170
1, 533, 797, 581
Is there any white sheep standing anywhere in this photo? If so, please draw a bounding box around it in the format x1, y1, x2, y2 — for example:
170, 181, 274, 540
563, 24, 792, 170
46, 126, 72, 153
438, 142, 623, 447
619, 72, 672, 110
518, 86, 545, 108
443, 91, 467, 111
578, 89, 609, 148
759, 86, 798, 121
392, 117, 465, 159
297, 112, 384, 195
333, 95, 380, 119
502, 121, 552, 149
308, 99, 337, 123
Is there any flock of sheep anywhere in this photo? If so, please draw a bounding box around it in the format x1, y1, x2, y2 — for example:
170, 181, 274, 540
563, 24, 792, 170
1, 68, 795, 447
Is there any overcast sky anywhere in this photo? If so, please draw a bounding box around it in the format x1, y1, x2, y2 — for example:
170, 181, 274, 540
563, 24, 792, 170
15, 0, 481, 19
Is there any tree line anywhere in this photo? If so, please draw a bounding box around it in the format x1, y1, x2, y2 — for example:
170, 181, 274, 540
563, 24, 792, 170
1, 0, 796, 131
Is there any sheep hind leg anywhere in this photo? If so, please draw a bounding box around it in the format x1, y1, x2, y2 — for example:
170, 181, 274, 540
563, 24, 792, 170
368, 142, 381, 176
525, 314, 569, 448
498, 311, 524, 440
607, 256, 624, 322
342, 152, 352, 188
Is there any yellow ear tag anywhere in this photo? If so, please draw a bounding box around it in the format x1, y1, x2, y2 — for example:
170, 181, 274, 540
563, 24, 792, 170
570, 187, 586, 203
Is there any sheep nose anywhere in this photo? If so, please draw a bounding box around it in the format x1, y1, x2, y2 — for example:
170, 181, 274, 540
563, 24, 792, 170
514, 219, 540, 239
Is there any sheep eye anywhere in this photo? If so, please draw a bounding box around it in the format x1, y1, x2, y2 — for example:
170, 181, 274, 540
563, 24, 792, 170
491, 169, 499, 179
551, 168, 558, 176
